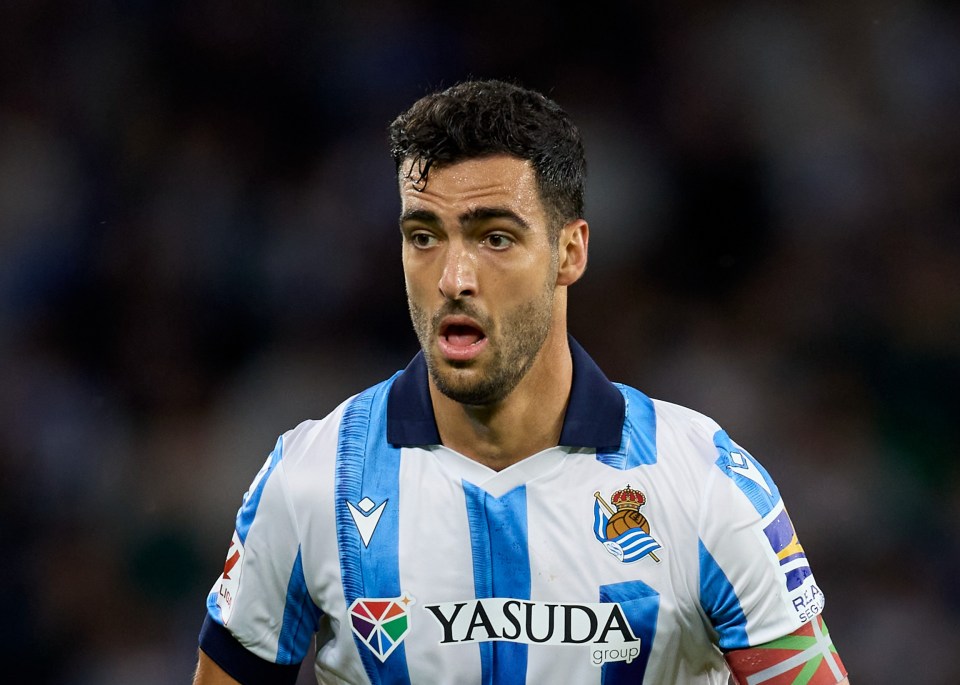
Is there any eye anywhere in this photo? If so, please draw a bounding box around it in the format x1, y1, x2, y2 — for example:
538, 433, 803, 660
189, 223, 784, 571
409, 231, 438, 249
483, 233, 514, 251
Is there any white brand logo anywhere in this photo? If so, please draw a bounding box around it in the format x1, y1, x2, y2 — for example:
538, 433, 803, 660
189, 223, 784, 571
728, 451, 773, 496
346, 497, 387, 547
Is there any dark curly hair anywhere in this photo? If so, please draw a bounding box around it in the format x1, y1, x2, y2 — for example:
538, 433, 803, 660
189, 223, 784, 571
388, 79, 586, 232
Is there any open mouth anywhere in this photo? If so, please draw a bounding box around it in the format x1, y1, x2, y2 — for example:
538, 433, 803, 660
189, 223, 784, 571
443, 323, 485, 346
438, 319, 488, 361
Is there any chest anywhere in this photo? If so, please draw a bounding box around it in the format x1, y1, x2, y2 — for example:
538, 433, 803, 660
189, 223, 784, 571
303, 448, 718, 683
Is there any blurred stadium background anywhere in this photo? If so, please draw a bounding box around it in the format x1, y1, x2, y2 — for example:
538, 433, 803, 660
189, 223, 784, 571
1, 1, 958, 683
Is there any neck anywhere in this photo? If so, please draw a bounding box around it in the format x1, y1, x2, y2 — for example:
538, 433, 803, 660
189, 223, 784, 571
429, 326, 573, 471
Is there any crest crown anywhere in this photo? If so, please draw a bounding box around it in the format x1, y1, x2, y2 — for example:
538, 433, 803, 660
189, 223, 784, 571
611, 484, 646, 511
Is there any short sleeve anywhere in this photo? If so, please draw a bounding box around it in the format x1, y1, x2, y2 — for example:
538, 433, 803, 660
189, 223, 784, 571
697, 429, 825, 650
199, 435, 322, 683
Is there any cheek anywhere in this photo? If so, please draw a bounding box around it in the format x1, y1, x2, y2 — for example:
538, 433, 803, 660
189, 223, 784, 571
403, 268, 432, 300
497, 261, 553, 299
402, 256, 429, 294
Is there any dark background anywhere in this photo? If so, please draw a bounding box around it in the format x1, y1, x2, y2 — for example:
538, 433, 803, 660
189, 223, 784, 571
2, 1, 958, 682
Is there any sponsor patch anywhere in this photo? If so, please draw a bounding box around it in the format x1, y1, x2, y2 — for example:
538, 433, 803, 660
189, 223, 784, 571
216, 530, 244, 625
763, 508, 811, 591
790, 581, 825, 624
593, 485, 662, 563
762, 505, 824, 622
349, 595, 414, 662
423, 598, 641, 666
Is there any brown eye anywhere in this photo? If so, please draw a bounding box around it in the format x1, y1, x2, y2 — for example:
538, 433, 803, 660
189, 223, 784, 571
410, 232, 438, 248
483, 233, 513, 250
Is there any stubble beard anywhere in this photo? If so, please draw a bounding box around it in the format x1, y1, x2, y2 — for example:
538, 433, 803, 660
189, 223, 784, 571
408, 285, 556, 407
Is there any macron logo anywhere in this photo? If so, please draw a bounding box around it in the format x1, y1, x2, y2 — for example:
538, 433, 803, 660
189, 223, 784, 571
728, 451, 773, 496
347, 497, 387, 547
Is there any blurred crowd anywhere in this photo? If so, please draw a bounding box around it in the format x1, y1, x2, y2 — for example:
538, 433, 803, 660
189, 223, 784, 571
1, 1, 958, 683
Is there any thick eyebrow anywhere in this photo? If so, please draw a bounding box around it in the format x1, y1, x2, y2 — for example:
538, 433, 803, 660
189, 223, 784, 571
459, 206, 531, 231
398, 208, 440, 227
399, 206, 531, 231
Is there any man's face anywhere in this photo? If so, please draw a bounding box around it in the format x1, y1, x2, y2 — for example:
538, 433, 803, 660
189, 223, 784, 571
399, 155, 560, 406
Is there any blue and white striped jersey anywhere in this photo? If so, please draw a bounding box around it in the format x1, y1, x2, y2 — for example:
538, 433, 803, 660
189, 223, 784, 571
199, 338, 825, 684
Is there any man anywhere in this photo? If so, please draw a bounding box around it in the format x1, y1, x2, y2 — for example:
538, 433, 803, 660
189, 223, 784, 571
194, 80, 850, 684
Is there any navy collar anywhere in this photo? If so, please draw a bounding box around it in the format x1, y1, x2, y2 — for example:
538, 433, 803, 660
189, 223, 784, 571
386, 336, 625, 451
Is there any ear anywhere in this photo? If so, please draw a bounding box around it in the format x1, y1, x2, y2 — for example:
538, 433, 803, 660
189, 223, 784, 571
556, 219, 589, 286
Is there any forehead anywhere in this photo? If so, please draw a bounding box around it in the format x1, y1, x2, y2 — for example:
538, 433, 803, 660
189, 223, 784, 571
398, 155, 544, 218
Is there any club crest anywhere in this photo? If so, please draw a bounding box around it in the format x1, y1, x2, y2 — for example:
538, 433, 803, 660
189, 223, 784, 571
593, 485, 662, 563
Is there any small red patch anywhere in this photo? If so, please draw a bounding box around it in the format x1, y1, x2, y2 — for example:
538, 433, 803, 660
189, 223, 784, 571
222, 549, 241, 580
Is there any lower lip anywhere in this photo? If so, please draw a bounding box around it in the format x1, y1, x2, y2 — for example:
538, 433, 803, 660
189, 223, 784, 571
437, 335, 488, 361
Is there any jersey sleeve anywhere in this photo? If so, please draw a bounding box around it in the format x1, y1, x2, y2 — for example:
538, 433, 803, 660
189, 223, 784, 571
697, 429, 825, 651
199, 434, 322, 684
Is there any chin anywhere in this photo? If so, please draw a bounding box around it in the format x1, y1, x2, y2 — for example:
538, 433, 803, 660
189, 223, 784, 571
432, 370, 500, 406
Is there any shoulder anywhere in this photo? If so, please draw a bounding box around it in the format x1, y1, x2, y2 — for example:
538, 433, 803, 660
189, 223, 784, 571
653, 400, 737, 490
603, 383, 731, 477
619, 384, 724, 458
276, 372, 400, 473
265, 384, 385, 516
639, 395, 785, 518
278, 396, 354, 466
650, 396, 722, 437
273, 385, 371, 476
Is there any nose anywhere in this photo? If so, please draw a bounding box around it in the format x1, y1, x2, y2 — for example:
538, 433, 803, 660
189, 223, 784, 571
438, 241, 478, 300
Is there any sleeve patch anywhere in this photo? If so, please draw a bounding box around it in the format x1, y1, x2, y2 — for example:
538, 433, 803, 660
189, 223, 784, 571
215, 529, 246, 626
763, 509, 812, 593
759, 504, 824, 624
